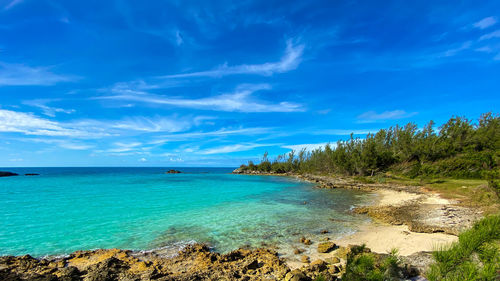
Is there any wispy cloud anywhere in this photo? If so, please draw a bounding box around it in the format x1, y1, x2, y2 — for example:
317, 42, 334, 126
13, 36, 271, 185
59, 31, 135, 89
23, 99, 75, 117
22, 138, 94, 150
199, 143, 277, 155
0, 109, 107, 138
3, 0, 23, 10
443, 41, 472, 57
282, 142, 334, 151
311, 129, 377, 135
473, 17, 497, 30
0, 109, 200, 139
160, 40, 304, 78
479, 30, 500, 41
98, 83, 304, 112
151, 127, 274, 144
0, 62, 78, 86
357, 110, 417, 123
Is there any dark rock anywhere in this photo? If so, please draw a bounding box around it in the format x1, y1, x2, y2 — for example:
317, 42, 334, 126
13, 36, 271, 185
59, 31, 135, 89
165, 170, 182, 174
0, 171, 18, 177
24, 173, 40, 176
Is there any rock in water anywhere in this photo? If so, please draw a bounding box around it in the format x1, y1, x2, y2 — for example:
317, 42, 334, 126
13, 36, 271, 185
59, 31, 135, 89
24, 173, 40, 176
0, 171, 18, 177
165, 170, 182, 174
317, 242, 337, 253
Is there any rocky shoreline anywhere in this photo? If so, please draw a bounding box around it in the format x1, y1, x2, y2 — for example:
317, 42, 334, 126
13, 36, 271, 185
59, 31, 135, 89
0, 171, 478, 280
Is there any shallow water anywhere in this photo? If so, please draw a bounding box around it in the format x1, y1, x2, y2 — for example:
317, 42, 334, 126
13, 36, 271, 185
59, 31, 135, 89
0, 167, 372, 257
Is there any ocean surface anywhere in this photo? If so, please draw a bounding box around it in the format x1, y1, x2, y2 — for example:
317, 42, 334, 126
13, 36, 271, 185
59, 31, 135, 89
0, 167, 373, 257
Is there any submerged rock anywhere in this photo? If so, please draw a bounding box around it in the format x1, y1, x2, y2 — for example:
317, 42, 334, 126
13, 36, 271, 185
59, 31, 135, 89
24, 173, 40, 176
0, 171, 18, 177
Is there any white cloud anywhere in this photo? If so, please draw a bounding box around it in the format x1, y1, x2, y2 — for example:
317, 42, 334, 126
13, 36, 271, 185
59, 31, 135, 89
151, 127, 273, 144
479, 30, 500, 41
98, 83, 304, 113
0, 62, 78, 86
443, 41, 472, 57
0, 109, 198, 139
282, 142, 335, 151
23, 99, 75, 117
357, 110, 417, 123
160, 40, 304, 78
0, 109, 104, 138
3, 0, 23, 10
139, 157, 147, 162
110, 116, 193, 133
473, 17, 497, 29
312, 129, 376, 135
19, 138, 94, 150
199, 143, 276, 155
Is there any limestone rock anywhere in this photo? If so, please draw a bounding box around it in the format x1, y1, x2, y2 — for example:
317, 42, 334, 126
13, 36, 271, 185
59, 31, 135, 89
317, 242, 337, 253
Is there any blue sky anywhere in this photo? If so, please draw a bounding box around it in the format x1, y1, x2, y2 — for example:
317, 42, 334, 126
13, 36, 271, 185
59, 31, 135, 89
0, 0, 499, 167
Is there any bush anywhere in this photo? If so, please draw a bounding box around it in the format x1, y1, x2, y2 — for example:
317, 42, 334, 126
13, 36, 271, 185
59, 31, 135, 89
427, 215, 500, 281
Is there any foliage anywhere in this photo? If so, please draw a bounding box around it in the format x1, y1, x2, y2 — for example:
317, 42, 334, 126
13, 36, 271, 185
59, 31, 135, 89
343, 245, 404, 281
239, 112, 500, 180
426, 215, 500, 281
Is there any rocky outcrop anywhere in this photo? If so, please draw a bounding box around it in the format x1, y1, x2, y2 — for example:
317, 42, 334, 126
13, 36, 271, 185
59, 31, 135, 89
0, 171, 18, 177
317, 242, 337, 253
166, 169, 182, 174
0, 244, 290, 281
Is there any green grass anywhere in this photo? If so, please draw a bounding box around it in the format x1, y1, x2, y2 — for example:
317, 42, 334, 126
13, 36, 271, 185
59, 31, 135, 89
426, 215, 500, 281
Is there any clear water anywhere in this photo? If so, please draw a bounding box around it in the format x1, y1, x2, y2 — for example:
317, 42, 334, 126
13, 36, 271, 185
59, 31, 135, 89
0, 167, 372, 257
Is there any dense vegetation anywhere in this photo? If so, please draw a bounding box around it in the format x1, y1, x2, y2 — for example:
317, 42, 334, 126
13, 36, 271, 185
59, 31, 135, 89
337, 215, 500, 281
239, 112, 499, 194
427, 214, 500, 281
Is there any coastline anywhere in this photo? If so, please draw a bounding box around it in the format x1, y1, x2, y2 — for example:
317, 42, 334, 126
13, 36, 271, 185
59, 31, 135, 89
0, 172, 481, 280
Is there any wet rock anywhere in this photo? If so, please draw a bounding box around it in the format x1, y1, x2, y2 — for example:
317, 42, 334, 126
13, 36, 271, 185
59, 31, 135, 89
165, 170, 182, 174
0, 171, 18, 177
301, 255, 310, 263
25, 173, 40, 176
293, 248, 304, 255
300, 236, 312, 245
317, 242, 337, 253
320, 229, 329, 234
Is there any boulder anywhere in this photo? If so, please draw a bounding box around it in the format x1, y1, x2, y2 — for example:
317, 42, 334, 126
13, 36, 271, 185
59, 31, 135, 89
165, 170, 182, 174
0, 171, 18, 177
317, 242, 337, 253
284, 269, 308, 281
301, 255, 310, 263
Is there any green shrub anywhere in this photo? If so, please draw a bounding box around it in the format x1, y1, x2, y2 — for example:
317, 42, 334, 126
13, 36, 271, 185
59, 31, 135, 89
427, 215, 500, 281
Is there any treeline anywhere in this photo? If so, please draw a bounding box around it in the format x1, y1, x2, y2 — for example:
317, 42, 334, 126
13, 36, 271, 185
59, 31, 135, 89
239, 112, 499, 180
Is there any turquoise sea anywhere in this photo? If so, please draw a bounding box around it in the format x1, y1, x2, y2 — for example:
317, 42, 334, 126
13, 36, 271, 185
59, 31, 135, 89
0, 167, 372, 257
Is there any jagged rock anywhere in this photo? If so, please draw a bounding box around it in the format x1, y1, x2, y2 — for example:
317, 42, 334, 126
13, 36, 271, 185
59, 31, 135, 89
317, 242, 337, 253
0, 244, 290, 281
0, 171, 18, 177
301, 255, 310, 263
